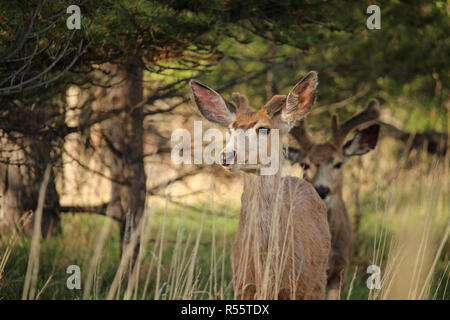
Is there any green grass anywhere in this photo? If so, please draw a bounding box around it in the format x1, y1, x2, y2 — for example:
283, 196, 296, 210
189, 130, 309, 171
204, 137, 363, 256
1, 200, 447, 300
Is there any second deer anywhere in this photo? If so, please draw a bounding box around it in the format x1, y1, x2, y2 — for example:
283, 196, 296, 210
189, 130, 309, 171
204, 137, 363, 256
287, 100, 381, 299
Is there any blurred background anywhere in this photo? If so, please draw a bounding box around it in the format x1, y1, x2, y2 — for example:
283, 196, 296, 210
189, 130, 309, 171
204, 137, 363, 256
0, 0, 448, 299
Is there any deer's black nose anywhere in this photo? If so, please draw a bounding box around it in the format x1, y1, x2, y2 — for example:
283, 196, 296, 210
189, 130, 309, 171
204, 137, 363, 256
220, 151, 235, 166
315, 186, 330, 199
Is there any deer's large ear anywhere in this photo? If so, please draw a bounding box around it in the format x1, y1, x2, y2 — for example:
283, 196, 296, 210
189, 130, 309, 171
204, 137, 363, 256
281, 71, 318, 123
190, 80, 236, 126
343, 124, 380, 157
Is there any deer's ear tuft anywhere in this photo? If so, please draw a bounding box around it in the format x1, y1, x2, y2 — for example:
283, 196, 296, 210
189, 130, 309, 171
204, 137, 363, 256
264, 95, 287, 118
281, 71, 318, 123
190, 80, 236, 126
231, 92, 250, 110
343, 124, 380, 157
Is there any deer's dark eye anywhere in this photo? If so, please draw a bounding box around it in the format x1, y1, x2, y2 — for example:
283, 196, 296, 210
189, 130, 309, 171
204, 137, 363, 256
301, 163, 310, 170
257, 127, 271, 135
334, 162, 343, 169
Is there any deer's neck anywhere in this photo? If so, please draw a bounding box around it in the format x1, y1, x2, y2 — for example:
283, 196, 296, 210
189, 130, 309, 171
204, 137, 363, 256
324, 192, 343, 208
241, 170, 282, 216
324, 191, 347, 220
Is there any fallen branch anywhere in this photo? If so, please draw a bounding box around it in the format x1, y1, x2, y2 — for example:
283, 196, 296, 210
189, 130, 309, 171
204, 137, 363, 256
379, 121, 449, 156
59, 203, 125, 223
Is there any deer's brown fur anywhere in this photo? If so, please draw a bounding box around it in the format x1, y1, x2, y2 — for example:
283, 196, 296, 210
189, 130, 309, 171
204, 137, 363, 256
190, 71, 331, 299
289, 100, 381, 299
232, 169, 330, 299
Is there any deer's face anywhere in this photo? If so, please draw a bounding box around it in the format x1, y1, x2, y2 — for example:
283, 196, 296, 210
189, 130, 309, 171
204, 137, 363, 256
219, 107, 279, 172
300, 143, 345, 200
288, 123, 380, 201
190, 72, 318, 175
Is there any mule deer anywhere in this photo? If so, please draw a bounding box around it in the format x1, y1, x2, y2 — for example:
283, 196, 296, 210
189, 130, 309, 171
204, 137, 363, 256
189, 71, 331, 299
286, 100, 381, 299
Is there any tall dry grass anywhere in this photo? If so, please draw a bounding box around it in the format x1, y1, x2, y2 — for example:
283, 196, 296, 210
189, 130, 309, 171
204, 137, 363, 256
0, 135, 448, 300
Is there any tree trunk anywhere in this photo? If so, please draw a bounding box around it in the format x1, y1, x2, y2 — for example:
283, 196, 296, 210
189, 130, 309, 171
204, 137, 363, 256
0, 134, 61, 237
101, 57, 146, 263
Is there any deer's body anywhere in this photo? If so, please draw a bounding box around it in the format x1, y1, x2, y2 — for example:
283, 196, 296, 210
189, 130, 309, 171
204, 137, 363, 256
190, 71, 331, 300
288, 101, 381, 299
232, 173, 330, 299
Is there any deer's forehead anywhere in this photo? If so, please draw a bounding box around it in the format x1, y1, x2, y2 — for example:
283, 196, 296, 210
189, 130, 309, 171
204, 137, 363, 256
230, 108, 270, 130
309, 144, 343, 163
